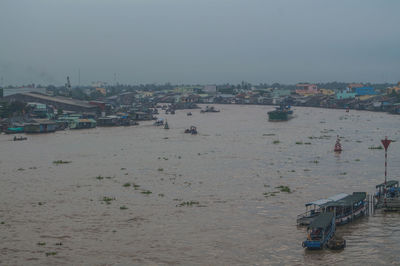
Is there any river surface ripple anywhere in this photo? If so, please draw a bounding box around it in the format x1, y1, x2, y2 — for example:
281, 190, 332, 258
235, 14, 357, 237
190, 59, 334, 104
1, 104, 400, 265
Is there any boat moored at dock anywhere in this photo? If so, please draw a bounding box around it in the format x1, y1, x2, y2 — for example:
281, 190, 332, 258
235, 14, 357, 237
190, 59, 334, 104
302, 212, 336, 250
297, 193, 348, 226
323, 192, 368, 225
375, 180, 400, 211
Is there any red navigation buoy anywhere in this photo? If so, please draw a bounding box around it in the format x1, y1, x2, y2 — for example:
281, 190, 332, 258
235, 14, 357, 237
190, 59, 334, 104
334, 135, 342, 152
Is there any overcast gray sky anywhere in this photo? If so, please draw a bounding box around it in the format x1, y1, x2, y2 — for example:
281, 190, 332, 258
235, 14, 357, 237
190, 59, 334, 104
1, 0, 399, 86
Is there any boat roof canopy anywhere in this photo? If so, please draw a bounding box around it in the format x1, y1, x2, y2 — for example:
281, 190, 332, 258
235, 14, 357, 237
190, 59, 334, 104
309, 212, 334, 229
305, 193, 348, 207
376, 180, 399, 189
324, 192, 366, 207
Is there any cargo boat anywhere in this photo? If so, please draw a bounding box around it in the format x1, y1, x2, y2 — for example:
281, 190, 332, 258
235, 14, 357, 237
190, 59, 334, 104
267, 105, 293, 121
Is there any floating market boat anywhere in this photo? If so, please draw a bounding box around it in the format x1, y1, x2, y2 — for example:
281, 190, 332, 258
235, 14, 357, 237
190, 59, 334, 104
297, 193, 348, 226
184, 126, 197, 135
200, 106, 220, 113
5, 127, 24, 134
302, 212, 336, 250
375, 180, 400, 211
323, 192, 368, 225
267, 105, 293, 121
153, 118, 164, 126
13, 136, 27, 141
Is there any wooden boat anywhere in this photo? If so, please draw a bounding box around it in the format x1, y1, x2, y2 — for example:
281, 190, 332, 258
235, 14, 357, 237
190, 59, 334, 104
184, 126, 197, 135
297, 193, 348, 226
323, 192, 368, 225
13, 136, 27, 141
375, 180, 400, 211
327, 236, 346, 250
153, 118, 164, 126
302, 212, 336, 250
267, 105, 293, 121
5, 127, 24, 134
200, 106, 220, 113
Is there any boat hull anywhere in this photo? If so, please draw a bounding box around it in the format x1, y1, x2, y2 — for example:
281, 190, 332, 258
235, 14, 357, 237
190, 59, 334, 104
268, 111, 292, 121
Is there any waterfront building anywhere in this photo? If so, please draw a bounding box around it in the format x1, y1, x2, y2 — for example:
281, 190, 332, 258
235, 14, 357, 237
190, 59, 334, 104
295, 83, 318, 96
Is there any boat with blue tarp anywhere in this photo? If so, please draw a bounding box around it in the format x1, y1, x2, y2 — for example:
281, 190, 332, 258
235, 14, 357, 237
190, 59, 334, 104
375, 180, 400, 211
302, 212, 335, 250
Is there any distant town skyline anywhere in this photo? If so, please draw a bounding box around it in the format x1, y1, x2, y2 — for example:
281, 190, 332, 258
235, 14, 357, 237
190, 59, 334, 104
1, 0, 399, 86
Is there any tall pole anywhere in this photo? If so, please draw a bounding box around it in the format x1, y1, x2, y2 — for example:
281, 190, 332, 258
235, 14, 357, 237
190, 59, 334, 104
381, 136, 392, 185
385, 149, 387, 184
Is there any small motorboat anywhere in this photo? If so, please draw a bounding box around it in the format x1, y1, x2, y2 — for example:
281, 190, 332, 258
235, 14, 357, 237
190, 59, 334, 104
184, 126, 197, 135
153, 118, 164, 126
13, 136, 27, 141
327, 237, 346, 250
164, 120, 169, 129
187, 112, 192, 116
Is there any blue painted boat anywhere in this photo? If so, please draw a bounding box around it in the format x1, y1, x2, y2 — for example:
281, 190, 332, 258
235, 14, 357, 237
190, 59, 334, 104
302, 212, 335, 250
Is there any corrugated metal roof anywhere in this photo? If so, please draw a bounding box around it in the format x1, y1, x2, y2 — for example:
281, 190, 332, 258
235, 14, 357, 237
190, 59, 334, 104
309, 212, 334, 229
305, 193, 348, 207
376, 180, 398, 188
324, 192, 366, 207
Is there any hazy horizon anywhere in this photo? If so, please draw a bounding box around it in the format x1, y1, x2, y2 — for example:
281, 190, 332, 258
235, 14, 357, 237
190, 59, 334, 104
1, 0, 399, 86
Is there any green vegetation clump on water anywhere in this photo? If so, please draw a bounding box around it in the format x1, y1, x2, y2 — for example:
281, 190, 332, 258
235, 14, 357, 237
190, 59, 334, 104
177, 201, 199, 207
102, 196, 115, 204
368, 145, 383, 150
276, 185, 291, 193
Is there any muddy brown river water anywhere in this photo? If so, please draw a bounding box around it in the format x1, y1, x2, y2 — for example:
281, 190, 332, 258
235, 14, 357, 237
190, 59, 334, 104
1, 104, 400, 265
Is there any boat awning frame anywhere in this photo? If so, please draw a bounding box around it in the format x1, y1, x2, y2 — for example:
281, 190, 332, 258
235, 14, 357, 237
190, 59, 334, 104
305, 193, 348, 207
376, 180, 399, 189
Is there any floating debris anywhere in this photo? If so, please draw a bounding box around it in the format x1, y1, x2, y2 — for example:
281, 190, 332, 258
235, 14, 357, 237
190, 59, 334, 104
52, 160, 71, 165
